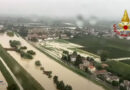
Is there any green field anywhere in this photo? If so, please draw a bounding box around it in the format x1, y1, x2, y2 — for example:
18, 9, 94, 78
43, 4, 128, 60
67, 35, 130, 58
0, 60, 19, 90
0, 45, 44, 90
106, 61, 130, 80
120, 59, 130, 65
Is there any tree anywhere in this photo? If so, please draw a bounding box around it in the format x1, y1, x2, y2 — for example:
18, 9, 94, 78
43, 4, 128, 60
112, 81, 119, 86
100, 53, 108, 61
19, 26, 28, 37
65, 85, 72, 90
20, 46, 27, 50
9, 40, 21, 48
35, 61, 41, 66
120, 86, 126, 90
27, 50, 36, 55
62, 50, 69, 61
53, 76, 58, 83
72, 51, 77, 56
74, 55, 82, 67
30, 37, 38, 42
57, 81, 65, 90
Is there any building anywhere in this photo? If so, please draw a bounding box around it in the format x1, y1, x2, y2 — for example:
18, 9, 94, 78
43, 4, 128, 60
88, 65, 96, 73
95, 70, 107, 75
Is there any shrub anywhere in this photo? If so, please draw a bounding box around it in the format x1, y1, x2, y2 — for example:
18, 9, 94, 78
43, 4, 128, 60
35, 61, 41, 66
20, 51, 33, 59
20, 46, 27, 50
53, 75, 73, 90
65, 85, 72, 90
9, 40, 21, 48
7, 32, 14, 37
112, 81, 119, 86
27, 50, 36, 55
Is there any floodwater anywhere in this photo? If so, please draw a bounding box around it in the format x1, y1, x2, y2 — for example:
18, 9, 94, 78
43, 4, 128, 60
0, 33, 104, 90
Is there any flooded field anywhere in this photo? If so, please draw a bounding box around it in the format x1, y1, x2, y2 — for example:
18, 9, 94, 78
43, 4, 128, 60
0, 33, 104, 90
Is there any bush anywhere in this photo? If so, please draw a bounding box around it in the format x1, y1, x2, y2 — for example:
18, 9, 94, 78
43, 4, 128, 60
20, 46, 27, 50
57, 81, 65, 90
120, 86, 126, 90
20, 51, 33, 59
112, 81, 119, 86
27, 50, 36, 55
7, 32, 14, 37
53, 75, 72, 90
9, 40, 21, 48
53, 76, 58, 83
35, 61, 41, 66
65, 85, 72, 90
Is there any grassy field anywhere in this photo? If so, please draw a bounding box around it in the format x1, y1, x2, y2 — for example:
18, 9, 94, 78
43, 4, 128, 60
120, 59, 130, 65
106, 61, 130, 80
67, 35, 130, 58
0, 60, 19, 90
0, 45, 44, 90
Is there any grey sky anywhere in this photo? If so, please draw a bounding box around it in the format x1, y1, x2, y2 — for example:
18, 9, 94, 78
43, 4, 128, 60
0, 0, 129, 19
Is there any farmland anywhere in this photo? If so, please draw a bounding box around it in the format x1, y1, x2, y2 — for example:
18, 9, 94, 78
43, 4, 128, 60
67, 35, 130, 58
106, 61, 130, 80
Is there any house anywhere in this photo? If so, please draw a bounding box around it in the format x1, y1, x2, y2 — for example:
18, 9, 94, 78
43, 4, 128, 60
70, 55, 76, 62
28, 34, 39, 40
95, 70, 107, 75
88, 65, 96, 73
60, 34, 69, 39
70, 51, 77, 63
124, 80, 130, 90
104, 73, 119, 83
79, 60, 90, 71
101, 64, 109, 68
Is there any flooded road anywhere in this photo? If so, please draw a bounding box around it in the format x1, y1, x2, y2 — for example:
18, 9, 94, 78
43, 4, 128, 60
0, 33, 104, 90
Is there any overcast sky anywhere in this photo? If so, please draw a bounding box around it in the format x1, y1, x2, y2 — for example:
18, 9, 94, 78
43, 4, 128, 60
0, 0, 129, 19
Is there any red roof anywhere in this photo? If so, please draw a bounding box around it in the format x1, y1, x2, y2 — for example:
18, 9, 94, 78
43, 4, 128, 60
88, 65, 95, 69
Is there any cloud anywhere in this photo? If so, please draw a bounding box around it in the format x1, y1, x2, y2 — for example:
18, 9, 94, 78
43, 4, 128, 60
0, 0, 129, 19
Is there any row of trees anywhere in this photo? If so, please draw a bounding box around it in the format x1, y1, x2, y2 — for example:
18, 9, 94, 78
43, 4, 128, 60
9, 40, 35, 59
53, 76, 72, 90
61, 51, 83, 67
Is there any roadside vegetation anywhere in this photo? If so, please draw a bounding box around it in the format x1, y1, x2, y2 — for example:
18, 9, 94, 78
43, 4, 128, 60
0, 45, 44, 90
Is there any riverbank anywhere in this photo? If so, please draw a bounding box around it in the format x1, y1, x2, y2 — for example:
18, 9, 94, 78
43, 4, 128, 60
0, 33, 104, 90
0, 45, 44, 90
